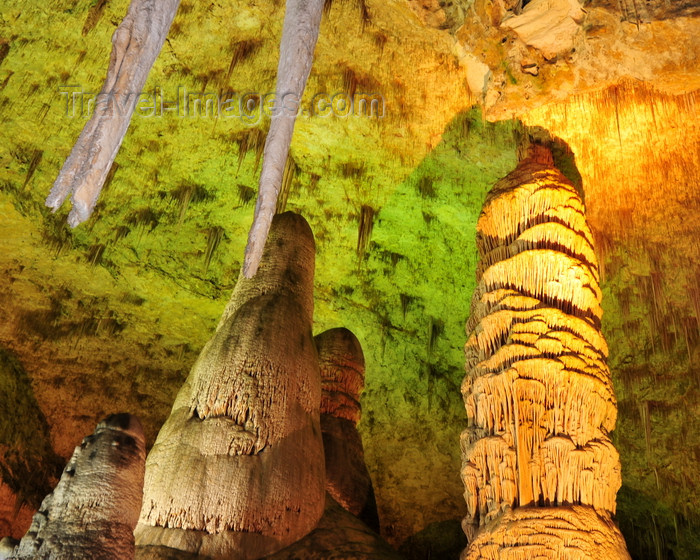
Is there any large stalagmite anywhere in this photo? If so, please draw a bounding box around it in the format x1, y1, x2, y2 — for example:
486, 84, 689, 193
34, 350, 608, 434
8, 414, 146, 560
135, 212, 325, 560
315, 328, 379, 532
460, 143, 631, 559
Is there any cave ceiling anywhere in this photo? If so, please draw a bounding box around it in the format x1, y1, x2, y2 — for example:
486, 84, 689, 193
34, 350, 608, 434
0, 0, 698, 559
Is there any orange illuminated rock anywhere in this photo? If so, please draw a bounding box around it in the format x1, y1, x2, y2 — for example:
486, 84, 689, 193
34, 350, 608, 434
135, 212, 325, 560
8, 414, 146, 560
500, 0, 584, 60
315, 328, 379, 531
465, 506, 630, 560
460, 143, 630, 559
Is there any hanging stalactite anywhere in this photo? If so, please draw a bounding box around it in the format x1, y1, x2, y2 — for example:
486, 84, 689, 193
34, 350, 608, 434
46, 0, 181, 227
242, 0, 325, 278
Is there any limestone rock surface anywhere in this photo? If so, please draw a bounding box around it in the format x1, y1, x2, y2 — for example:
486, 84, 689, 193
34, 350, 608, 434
501, 0, 584, 60
263, 495, 403, 560
315, 328, 379, 531
0, 538, 18, 560
460, 144, 630, 558
135, 496, 403, 560
463, 505, 630, 560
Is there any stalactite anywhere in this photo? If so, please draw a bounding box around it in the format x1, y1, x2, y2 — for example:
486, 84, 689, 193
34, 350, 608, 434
356, 205, 375, 260
521, 83, 700, 255
315, 328, 379, 531
8, 414, 146, 560
169, 183, 211, 225
223, 39, 263, 88
237, 128, 266, 174
202, 225, 225, 273
46, 0, 181, 227
461, 143, 631, 559
242, 0, 325, 278
275, 155, 297, 214
82, 0, 110, 36
135, 212, 325, 560
21, 150, 42, 190
0, 43, 9, 67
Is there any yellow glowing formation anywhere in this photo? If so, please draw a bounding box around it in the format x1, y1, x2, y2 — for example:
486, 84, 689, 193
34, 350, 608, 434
461, 144, 631, 559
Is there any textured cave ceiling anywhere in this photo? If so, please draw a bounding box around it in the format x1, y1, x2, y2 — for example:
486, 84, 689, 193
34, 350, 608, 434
0, 0, 698, 559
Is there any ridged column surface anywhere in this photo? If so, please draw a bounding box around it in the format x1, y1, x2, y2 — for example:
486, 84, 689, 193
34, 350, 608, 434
315, 328, 379, 531
460, 145, 630, 560
9, 414, 146, 560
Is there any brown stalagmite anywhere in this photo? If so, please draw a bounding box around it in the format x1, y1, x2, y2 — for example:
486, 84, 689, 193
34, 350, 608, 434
460, 144, 631, 559
135, 212, 325, 560
8, 414, 146, 560
315, 328, 379, 532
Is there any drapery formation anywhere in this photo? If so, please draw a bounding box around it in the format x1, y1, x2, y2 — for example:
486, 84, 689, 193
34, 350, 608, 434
460, 144, 631, 559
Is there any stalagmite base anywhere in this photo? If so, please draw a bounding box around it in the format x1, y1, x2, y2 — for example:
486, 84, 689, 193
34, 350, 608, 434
460, 143, 630, 559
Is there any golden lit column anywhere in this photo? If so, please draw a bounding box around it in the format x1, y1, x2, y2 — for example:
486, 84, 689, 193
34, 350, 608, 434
460, 144, 631, 559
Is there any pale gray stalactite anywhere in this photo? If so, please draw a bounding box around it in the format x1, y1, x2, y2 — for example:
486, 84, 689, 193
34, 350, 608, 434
242, 0, 325, 278
46, 0, 180, 227
8, 414, 146, 560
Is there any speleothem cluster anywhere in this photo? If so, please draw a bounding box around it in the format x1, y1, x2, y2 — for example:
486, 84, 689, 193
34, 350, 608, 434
460, 143, 630, 559
5, 148, 638, 559
3, 213, 386, 560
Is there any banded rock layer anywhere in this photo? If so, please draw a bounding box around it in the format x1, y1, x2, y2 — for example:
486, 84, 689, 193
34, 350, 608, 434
9, 414, 146, 560
460, 145, 630, 559
136, 212, 325, 560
